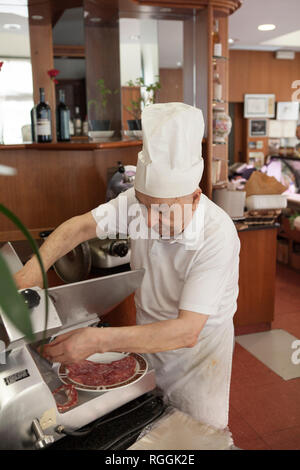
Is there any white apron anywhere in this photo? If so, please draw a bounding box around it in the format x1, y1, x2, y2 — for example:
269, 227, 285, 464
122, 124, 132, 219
139, 313, 235, 430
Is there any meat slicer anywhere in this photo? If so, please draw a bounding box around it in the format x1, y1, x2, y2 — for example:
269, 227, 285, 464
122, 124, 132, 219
0, 243, 155, 450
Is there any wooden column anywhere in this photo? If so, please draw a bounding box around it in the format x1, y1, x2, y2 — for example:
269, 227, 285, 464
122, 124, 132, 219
28, 1, 56, 141
183, 6, 213, 198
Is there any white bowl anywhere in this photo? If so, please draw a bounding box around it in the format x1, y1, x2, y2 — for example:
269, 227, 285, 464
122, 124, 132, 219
122, 130, 135, 138
88, 130, 114, 141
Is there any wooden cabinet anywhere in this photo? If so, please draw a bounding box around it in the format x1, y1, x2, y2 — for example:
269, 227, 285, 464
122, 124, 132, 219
234, 227, 278, 334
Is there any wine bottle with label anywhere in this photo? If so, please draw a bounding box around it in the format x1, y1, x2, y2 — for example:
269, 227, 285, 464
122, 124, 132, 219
74, 106, 82, 136
36, 88, 52, 143
56, 89, 70, 142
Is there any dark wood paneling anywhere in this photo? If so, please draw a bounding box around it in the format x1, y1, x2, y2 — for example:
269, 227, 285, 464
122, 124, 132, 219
121, 86, 141, 130
157, 68, 183, 103
132, 0, 242, 16
56, 79, 87, 121
234, 228, 277, 327
0, 145, 141, 241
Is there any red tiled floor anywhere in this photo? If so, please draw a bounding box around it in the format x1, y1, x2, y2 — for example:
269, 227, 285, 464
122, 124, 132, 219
229, 262, 300, 450
261, 426, 300, 450
230, 380, 300, 436
228, 406, 261, 447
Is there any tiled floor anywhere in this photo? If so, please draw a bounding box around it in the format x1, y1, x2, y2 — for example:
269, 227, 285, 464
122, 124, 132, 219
229, 263, 300, 450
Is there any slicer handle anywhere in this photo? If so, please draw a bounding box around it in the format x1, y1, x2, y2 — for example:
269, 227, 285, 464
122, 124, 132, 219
32, 418, 54, 449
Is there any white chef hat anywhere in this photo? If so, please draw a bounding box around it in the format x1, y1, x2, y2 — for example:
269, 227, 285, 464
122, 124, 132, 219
134, 102, 205, 198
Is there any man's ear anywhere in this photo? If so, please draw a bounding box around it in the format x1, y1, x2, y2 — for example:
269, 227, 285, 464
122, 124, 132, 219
192, 188, 202, 207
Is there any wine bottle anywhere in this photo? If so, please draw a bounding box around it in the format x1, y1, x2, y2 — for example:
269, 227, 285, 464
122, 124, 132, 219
213, 69, 222, 102
56, 89, 70, 142
36, 88, 52, 143
30, 106, 37, 142
74, 106, 82, 136
213, 20, 222, 57
82, 115, 88, 136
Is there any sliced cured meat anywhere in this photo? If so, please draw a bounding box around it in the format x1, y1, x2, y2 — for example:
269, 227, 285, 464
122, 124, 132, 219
52, 384, 78, 412
66, 355, 137, 387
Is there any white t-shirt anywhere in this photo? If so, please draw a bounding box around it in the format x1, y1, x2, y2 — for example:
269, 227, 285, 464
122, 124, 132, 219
92, 188, 240, 428
91, 187, 240, 330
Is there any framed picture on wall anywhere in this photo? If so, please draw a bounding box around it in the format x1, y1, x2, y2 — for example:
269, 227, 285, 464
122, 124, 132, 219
276, 102, 299, 120
244, 94, 275, 118
249, 152, 265, 169
249, 119, 268, 137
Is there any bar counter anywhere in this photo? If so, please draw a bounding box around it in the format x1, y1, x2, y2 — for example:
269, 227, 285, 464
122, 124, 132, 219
0, 139, 143, 242
0, 139, 143, 151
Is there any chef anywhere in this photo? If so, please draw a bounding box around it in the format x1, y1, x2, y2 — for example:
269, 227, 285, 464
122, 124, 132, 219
15, 103, 240, 430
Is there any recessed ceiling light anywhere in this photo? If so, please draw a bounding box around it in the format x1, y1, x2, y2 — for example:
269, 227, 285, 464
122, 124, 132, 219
3, 23, 21, 31
90, 17, 102, 23
228, 38, 234, 44
258, 24, 276, 31
176, 61, 182, 67
31, 15, 43, 20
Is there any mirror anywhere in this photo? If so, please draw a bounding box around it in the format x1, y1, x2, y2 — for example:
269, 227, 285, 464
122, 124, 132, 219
53, 6, 86, 131
119, 17, 183, 131
0, 0, 34, 144
0, 0, 185, 144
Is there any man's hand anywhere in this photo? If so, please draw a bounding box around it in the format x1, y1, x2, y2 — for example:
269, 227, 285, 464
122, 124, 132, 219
14, 261, 43, 290
42, 327, 101, 364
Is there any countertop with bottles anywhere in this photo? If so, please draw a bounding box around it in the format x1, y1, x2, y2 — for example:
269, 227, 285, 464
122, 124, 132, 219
0, 138, 143, 151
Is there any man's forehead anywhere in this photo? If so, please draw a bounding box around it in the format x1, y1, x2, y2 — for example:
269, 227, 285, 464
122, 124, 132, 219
135, 190, 182, 206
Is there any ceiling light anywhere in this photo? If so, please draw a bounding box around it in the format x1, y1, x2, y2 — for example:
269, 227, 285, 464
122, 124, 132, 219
258, 24, 276, 31
176, 61, 182, 67
3, 23, 21, 31
31, 15, 43, 20
228, 38, 234, 44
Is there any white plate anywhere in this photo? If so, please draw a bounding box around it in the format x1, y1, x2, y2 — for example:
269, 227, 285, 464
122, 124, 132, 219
58, 352, 148, 392
88, 130, 114, 141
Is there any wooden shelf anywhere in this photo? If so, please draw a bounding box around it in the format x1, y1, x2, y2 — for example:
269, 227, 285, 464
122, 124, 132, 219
213, 55, 228, 61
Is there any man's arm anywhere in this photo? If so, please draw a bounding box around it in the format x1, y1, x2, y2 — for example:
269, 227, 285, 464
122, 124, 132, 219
14, 212, 97, 289
42, 310, 209, 363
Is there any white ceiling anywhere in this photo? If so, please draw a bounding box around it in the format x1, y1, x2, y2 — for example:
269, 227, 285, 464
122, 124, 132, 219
1, 0, 300, 62
229, 0, 300, 51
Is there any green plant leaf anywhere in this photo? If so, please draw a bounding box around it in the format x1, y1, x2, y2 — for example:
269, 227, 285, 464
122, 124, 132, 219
0, 253, 34, 340
0, 204, 48, 341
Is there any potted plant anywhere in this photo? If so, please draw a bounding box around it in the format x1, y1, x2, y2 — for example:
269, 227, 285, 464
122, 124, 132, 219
125, 76, 161, 130
88, 78, 118, 131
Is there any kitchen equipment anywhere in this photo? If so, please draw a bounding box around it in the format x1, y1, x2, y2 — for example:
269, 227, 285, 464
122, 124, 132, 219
246, 194, 287, 211
0, 242, 155, 450
213, 188, 246, 219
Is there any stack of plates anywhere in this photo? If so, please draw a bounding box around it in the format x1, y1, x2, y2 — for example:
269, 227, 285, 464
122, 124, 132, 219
122, 130, 143, 139
88, 131, 114, 141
